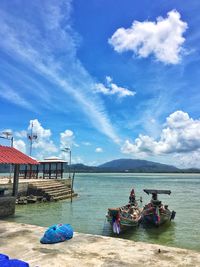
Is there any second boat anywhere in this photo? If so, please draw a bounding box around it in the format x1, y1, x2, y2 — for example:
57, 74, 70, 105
106, 188, 142, 234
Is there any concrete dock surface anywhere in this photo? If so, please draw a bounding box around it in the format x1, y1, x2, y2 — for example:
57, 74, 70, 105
0, 221, 200, 267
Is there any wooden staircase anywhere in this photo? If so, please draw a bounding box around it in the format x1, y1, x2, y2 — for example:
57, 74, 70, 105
27, 180, 77, 201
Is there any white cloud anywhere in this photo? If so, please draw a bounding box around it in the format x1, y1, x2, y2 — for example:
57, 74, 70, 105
13, 119, 58, 158
15, 130, 27, 138
95, 76, 135, 98
60, 129, 74, 148
0, 1, 120, 144
59, 151, 70, 162
10, 121, 83, 161
28, 119, 58, 155
95, 147, 103, 153
0, 85, 34, 111
29, 119, 51, 139
61, 129, 73, 138
8, 120, 78, 160
13, 139, 26, 153
82, 141, 91, 146
121, 111, 200, 167
73, 143, 79, 147
87, 160, 98, 166
109, 10, 187, 64
59, 152, 83, 165
1, 129, 12, 134
70, 156, 83, 164
173, 150, 200, 169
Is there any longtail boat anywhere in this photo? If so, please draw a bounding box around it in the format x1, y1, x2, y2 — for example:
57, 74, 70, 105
106, 189, 142, 234
142, 189, 176, 226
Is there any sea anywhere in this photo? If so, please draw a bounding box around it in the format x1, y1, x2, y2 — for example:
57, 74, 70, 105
3, 173, 200, 251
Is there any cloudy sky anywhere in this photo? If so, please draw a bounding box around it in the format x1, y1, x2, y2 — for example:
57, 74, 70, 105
0, 0, 200, 168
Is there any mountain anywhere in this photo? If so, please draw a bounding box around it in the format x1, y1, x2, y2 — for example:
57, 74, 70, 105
68, 159, 200, 173
1, 158, 199, 174
69, 164, 98, 172
98, 158, 180, 173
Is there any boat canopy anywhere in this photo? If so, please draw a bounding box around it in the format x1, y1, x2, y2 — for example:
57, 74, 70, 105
144, 189, 171, 195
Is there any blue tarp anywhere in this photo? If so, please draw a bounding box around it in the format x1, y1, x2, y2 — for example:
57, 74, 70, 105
40, 223, 73, 244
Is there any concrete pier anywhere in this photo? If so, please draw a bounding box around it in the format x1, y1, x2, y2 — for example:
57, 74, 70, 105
0, 178, 75, 207
0, 197, 16, 217
0, 221, 200, 267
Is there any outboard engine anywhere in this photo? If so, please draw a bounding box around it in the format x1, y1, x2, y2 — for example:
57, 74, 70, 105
170, 210, 176, 220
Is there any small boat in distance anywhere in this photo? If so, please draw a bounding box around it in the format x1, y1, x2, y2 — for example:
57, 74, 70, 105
142, 189, 176, 226
106, 188, 142, 234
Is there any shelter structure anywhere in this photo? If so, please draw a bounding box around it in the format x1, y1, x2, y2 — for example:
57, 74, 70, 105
0, 145, 39, 217
18, 157, 67, 179
38, 157, 67, 179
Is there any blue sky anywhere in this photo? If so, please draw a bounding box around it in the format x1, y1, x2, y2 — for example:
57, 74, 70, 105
0, 0, 200, 168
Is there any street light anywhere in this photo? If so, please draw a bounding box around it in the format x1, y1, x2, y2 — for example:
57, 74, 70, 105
0, 131, 14, 183
62, 147, 71, 178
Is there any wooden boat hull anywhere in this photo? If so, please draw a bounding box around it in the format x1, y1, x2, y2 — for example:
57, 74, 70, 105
107, 215, 140, 228
142, 189, 176, 226
142, 209, 174, 226
106, 206, 142, 233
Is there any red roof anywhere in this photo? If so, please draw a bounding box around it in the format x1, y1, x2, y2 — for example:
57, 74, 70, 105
0, 146, 39, 165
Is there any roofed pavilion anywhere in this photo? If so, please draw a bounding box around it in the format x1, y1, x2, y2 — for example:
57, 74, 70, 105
17, 157, 67, 179
0, 145, 39, 217
38, 157, 67, 179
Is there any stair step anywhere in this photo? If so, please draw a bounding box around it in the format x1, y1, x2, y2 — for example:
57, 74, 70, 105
27, 180, 76, 202
45, 190, 71, 196
29, 184, 66, 190
45, 188, 71, 194
29, 185, 70, 192
47, 191, 72, 197
29, 182, 65, 186
53, 193, 77, 201
30, 180, 65, 183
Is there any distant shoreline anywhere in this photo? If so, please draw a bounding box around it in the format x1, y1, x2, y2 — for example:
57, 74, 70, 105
62, 170, 200, 174
72, 170, 200, 174
1, 171, 200, 176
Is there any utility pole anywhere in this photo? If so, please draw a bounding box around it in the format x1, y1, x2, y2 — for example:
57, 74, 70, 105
62, 146, 74, 203
62, 147, 71, 178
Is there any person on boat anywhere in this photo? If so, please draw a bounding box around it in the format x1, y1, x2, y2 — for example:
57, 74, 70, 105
151, 192, 158, 205
131, 210, 139, 220
151, 192, 162, 210
129, 188, 136, 205
152, 192, 157, 201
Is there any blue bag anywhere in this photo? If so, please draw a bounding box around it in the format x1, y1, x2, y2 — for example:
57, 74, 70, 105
40, 223, 73, 244
0, 253, 9, 262
0, 259, 29, 267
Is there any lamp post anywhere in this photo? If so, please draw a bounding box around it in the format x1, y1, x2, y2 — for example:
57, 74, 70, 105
62, 147, 71, 178
0, 131, 14, 183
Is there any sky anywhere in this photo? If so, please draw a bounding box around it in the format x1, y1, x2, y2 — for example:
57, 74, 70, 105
0, 0, 200, 168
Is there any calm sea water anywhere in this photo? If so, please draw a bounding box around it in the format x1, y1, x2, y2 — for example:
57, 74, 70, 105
4, 173, 200, 251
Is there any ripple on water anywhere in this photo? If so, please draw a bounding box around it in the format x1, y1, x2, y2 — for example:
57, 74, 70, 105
5, 173, 200, 251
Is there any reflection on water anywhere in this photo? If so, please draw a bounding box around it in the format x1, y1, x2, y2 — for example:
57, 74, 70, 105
142, 222, 176, 244
4, 173, 200, 251
104, 220, 176, 246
